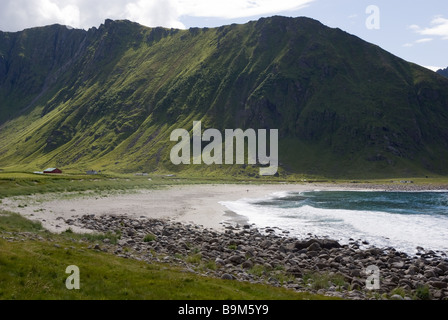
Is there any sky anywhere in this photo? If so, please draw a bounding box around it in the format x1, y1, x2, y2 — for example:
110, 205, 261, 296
0, 0, 447, 71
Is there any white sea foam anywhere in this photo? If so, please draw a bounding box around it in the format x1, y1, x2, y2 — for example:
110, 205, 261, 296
220, 192, 448, 255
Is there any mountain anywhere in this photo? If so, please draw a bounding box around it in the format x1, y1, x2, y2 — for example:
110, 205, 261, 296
1, 16, 448, 178
437, 67, 448, 79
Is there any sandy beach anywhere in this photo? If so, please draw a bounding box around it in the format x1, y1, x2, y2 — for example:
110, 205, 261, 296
2, 182, 446, 235
0, 183, 347, 234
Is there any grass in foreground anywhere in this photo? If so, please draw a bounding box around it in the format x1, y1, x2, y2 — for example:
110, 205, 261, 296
0, 211, 333, 300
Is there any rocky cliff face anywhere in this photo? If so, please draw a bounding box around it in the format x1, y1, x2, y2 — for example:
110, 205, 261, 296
1, 17, 448, 178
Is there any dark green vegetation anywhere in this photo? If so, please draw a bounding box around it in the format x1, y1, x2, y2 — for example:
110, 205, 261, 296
0, 211, 331, 300
437, 67, 448, 79
1, 16, 448, 178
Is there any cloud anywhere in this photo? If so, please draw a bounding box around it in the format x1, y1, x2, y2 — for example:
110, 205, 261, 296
176, 0, 314, 19
409, 16, 448, 40
0, 0, 315, 32
403, 37, 433, 47
0, 0, 81, 31
415, 38, 433, 43
423, 66, 443, 72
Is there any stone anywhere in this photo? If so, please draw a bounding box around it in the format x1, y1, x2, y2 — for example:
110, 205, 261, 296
390, 294, 404, 300
316, 262, 329, 270
433, 267, 445, 276
350, 280, 363, 291
424, 270, 436, 278
229, 255, 245, 265
286, 267, 302, 277
221, 274, 234, 280
350, 269, 362, 278
307, 242, 322, 252
433, 290, 442, 299
320, 239, 342, 249
405, 265, 418, 276
242, 261, 254, 269
392, 261, 405, 269
260, 240, 272, 249
437, 262, 448, 272
430, 281, 447, 289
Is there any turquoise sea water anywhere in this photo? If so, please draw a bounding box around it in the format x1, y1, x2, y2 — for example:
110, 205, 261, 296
220, 191, 448, 255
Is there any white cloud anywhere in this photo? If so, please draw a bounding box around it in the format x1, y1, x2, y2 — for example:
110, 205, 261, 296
403, 37, 433, 47
125, 0, 184, 29
407, 24, 420, 31
423, 66, 443, 72
0, 0, 81, 31
411, 16, 448, 40
0, 0, 315, 32
176, 0, 314, 19
415, 38, 433, 43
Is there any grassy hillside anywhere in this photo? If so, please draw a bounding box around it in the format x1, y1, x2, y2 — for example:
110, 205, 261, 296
1, 17, 448, 178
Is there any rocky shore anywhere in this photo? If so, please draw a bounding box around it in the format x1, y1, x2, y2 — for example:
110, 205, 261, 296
65, 214, 448, 300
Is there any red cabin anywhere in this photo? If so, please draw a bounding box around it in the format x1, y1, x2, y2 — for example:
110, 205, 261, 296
43, 168, 62, 174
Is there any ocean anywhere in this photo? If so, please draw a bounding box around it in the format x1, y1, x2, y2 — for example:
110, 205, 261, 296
220, 190, 448, 256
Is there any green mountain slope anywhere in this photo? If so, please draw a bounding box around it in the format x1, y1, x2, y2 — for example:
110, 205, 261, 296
1, 16, 448, 178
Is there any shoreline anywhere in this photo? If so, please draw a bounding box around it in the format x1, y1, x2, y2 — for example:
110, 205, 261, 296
3, 182, 448, 235
0, 184, 335, 233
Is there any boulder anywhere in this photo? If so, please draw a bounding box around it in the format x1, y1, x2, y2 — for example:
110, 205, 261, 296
221, 274, 234, 280
229, 255, 245, 265
242, 261, 254, 269
430, 281, 447, 290
307, 242, 322, 252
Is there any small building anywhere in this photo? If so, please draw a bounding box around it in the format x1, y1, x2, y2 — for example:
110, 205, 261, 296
86, 170, 98, 175
135, 173, 149, 176
44, 168, 62, 174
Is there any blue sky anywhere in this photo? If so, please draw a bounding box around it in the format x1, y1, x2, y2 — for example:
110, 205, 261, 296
1, 0, 447, 70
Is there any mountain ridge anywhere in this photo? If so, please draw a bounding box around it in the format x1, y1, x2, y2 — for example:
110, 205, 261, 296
438, 67, 448, 79
1, 16, 448, 178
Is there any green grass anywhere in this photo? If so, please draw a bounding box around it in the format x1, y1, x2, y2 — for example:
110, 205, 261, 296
302, 272, 348, 291
0, 211, 334, 300
0, 211, 44, 233
414, 285, 431, 300
143, 233, 157, 243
